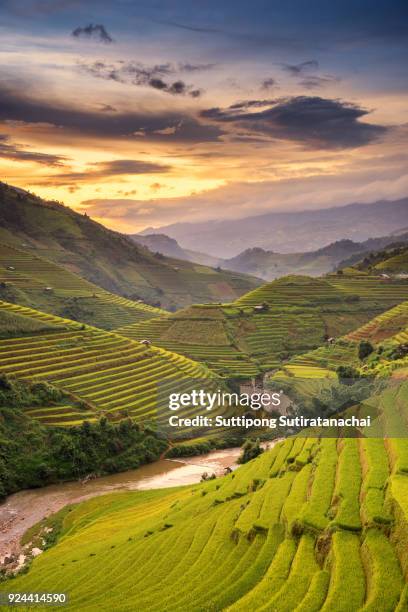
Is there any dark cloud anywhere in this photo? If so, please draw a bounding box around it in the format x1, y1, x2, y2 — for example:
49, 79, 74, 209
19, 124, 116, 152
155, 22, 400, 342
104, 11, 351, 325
148, 77, 201, 97
281, 60, 319, 76
261, 78, 277, 90
280, 61, 340, 89
178, 62, 217, 72
30, 158, 170, 187
72, 23, 114, 44
229, 99, 277, 110
0, 134, 67, 165
94, 159, 170, 175
201, 96, 388, 149
299, 75, 340, 89
81, 60, 203, 97
98, 103, 117, 112
0, 84, 222, 142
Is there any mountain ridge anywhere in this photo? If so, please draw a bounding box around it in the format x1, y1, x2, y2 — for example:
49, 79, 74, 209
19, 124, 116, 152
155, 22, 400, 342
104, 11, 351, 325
145, 197, 408, 257
0, 182, 261, 310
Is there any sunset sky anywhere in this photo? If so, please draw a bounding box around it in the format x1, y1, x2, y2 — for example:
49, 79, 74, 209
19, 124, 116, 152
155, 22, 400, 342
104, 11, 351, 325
0, 0, 407, 232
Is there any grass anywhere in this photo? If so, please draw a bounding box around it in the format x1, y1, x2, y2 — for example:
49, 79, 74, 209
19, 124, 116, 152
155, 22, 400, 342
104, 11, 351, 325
359, 438, 392, 527
300, 439, 338, 532
361, 528, 403, 611
321, 531, 365, 611
0, 241, 167, 330
0, 183, 260, 311
116, 273, 408, 380
0, 299, 223, 430
2, 434, 408, 610
331, 439, 362, 532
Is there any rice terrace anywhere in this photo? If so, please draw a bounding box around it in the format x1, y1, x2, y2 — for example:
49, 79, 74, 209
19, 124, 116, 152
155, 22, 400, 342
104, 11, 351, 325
0, 180, 407, 610
1, 0, 408, 609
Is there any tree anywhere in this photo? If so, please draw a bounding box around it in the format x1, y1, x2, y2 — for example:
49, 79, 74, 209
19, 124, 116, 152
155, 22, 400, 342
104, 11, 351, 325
238, 438, 263, 464
336, 365, 360, 385
358, 340, 374, 360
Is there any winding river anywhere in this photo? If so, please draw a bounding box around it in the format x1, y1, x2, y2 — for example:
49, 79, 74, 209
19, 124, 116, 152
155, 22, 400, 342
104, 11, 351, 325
0, 447, 244, 561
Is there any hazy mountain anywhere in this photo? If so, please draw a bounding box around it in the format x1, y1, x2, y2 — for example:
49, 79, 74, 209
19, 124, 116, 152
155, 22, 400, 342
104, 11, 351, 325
223, 234, 408, 280
0, 182, 261, 310
338, 242, 408, 273
130, 233, 189, 260
130, 233, 221, 267
147, 198, 408, 258
222, 240, 361, 280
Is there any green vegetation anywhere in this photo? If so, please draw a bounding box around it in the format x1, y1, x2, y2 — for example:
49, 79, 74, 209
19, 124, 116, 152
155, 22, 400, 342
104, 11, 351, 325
0, 183, 260, 310
3, 433, 407, 609
237, 438, 263, 463
0, 241, 168, 330
0, 300, 223, 431
268, 298, 408, 413
0, 272, 408, 612
354, 244, 408, 275
358, 340, 374, 360
0, 376, 166, 499
115, 272, 408, 379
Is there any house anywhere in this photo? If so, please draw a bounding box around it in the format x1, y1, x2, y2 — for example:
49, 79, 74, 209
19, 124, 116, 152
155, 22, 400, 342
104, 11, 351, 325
140, 339, 151, 347
254, 302, 269, 313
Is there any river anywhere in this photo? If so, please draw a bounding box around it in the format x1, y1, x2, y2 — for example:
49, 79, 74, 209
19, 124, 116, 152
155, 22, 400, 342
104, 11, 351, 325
0, 446, 245, 563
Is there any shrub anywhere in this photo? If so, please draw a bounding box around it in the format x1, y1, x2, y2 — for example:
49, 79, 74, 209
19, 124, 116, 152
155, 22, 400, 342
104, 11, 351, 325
238, 438, 263, 464
358, 340, 374, 360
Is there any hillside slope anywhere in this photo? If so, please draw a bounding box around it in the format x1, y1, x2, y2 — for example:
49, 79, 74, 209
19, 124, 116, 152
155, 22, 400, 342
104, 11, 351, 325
0, 242, 166, 330
0, 378, 168, 499
4, 431, 408, 610
3, 279, 408, 610
0, 183, 260, 310
223, 241, 364, 280
268, 299, 408, 413
224, 235, 408, 281
154, 197, 408, 257
0, 300, 221, 431
354, 245, 408, 275
115, 274, 408, 378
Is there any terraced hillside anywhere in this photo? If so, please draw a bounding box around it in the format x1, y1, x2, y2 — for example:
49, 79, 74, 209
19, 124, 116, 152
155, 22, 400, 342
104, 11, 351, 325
0, 300, 221, 429
268, 299, 408, 412
237, 273, 408, 309
115, 274, 408, 378
0, 242, 167, 330
0, 182, 261, 309
351, 245, 408, 275
5, 433, 408, 610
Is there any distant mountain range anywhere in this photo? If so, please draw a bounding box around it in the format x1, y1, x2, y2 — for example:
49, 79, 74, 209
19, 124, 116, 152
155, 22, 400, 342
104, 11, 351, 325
0, 182, 260, 310
130, 233, 220, 267
132, 229, 408, 281
224, 234, 408, 280
141, 198, 408, 258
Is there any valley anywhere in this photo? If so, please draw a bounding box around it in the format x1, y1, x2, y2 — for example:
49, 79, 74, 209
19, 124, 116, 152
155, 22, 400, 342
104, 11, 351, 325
1, 1, 407, 608
0, 183, 260, 311
0, 183, 407, 609
3, 434, 407, 610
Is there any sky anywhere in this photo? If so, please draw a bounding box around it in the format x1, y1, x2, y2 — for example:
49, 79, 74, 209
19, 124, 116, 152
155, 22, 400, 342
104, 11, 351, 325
0, 0, 407, 233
